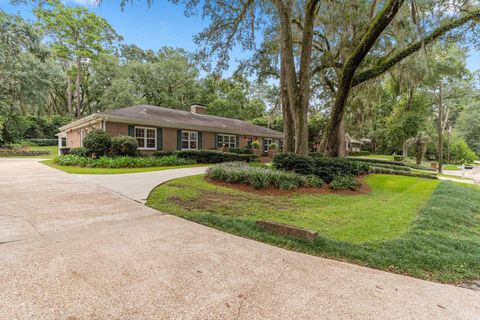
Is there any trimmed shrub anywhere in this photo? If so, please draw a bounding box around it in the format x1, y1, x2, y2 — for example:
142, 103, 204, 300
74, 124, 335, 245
330, 175, 360, 190
25, 138, 58, 146
347, 157, 407, 167
304, 174, 324, 187
349, 151, 371, 156
83, 129, 111, 158
356, 161, 410, 172
393, 155, 405, 161
206, 162, 314, 190
0, 148, 49, 156
175, 150, 258, 163
228, 147, 253, 154
69, 147, 87, 157
273, 153, 369, 183
369, 166, 438, 179
110, 135, 138, 157
54, 154, 195, 168
153, 150, 174, 157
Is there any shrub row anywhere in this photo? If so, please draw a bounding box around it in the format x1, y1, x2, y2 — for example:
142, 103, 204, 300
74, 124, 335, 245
349, 151, 371, 156
347, 157, 408, 167
273, 153, 369, 183
206, 162, 323, 190
330, 175, 360, 190
157, 150, 258, 163
54, 154, 195, 168
227, 147, 253, 154
369, 166, 438, 179
25, 138, 58, 146
0, 148, 49, 156
356, 161, 410, 172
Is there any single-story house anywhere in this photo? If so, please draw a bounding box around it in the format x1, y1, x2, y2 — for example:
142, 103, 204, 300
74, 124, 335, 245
58, 104, 284, 154
345, 133, 364, 153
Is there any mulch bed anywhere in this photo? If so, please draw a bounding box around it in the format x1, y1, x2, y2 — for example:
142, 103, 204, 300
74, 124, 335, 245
206, 175, 370, 196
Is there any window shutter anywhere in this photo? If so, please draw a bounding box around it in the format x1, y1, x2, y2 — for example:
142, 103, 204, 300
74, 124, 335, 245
263, 138, 267, 151
198, 132, 202, 150
236, 135, 239, 148
157, 128, 163, 150
214, 133, 218, 150
128, 125, 134, 137
177, 130, 182, 150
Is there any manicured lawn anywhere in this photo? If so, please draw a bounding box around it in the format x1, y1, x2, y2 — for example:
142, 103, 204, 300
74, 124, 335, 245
147, 174, 480, 283
444, 163, 462, 170
41, 159, 208, 174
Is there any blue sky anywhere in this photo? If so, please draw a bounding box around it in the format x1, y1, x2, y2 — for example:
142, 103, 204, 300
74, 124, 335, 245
2, 0, 480, 74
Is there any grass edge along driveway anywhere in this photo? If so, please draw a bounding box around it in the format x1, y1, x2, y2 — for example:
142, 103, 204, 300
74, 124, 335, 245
41, 159, 208, 174
147, 174, 480, 284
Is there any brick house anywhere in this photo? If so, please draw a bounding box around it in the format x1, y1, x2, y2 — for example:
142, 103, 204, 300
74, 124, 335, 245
58, 104, 283, 154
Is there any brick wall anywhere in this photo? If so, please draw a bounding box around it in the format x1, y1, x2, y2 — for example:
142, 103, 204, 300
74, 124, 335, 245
66, 122, 101, 148
162, 128, 178, 152
202, 132, 215, 150
106, 122, 128, 136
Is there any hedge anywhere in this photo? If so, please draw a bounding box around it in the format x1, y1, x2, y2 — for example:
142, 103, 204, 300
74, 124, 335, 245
175, 150, 258, 163
369, 166, 438, 179
25, 138, 58, 146
347, 156, 435, 172
54, 155, 196, 168
206, 162, 323, 190
0, 148, 49, 156
273, 153, 369, 183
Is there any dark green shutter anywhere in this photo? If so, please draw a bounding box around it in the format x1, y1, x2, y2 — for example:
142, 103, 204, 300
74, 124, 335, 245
157, 128, 163, 150
198, 132, 202, 149
235, 135, 239, 148
214, 133, 218, 150
263, 138, 267, 153
177, 130, 182, 150
128, 125, 134, 137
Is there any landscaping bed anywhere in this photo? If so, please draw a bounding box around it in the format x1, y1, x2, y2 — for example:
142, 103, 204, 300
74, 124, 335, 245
147, 175, 480, 283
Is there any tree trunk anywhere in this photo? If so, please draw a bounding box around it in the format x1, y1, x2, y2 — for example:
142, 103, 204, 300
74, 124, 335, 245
402, 140, 408, 157
337, 117, 346, 156
322, 0, 404, 156
75, 56, 82, 117
66, 65, 73, 115
280, 46, 295, 152
437, 82, 443, 173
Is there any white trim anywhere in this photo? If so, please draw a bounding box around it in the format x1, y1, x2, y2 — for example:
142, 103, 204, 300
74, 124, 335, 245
217, 134, 236, 148
181, 130, 198, 150
134, 126, 157, 150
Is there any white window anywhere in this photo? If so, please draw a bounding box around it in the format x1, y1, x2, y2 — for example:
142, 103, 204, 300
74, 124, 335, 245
181, 130, 198, 150
263, 138, 273, 152
135, 126, 157, 150
217, 134, 236, 148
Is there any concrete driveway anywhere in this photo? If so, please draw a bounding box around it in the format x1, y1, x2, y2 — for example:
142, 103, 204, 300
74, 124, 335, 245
73, 166, 209, 203
1, 158, 479, 319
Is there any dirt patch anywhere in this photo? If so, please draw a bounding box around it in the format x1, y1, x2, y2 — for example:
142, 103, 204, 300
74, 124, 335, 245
206, 176, 370, 196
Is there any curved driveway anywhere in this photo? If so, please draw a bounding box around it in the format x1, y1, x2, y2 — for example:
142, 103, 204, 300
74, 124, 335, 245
0, 158, 479, 319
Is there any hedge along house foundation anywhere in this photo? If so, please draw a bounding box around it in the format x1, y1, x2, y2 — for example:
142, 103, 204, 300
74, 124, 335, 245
58, 104, 283, 156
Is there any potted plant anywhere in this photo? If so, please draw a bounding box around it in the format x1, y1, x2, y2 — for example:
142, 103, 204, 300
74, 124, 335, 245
268, 143, 277, 157
252, 140, 261, 156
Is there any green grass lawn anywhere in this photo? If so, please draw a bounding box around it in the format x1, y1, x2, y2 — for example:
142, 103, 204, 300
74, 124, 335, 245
147, 174, 480, 283
41, 159, 208, 174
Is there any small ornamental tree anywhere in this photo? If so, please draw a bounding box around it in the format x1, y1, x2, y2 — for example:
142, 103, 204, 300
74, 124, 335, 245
83, 129, 111, 157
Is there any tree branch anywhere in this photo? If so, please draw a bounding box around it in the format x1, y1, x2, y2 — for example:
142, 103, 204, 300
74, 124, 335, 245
352, 9, 480, 87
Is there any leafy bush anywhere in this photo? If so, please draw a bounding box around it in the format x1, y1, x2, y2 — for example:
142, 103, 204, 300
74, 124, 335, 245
369, 166, 438, 179
0, 148, 49, 156
269, 143, 277, 150
206, 162, 315, 190
252, 140, 260, 149
25, 138, 58, 146
304, 174, 324, 187
347, 157, 407, 167
153, 150, 174, 157
83, 129, 111, 158
349, 151, 371, 156
356, 161, 410, 172
449, 138, 477, 164
175, 150, 258, 163
54, 155, 195, 168
330, 175, 359, 190
110, 135, 138, 156
273, 153, 369, 183
228, 147, 253, 154
69, 147, 87, 157
393, 155, 405, 161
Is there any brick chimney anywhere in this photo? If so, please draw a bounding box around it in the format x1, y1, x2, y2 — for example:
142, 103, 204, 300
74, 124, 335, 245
191, 103, 207, 115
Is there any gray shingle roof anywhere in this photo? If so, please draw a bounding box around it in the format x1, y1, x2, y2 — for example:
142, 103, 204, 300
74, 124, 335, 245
97, 105, 283, 138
